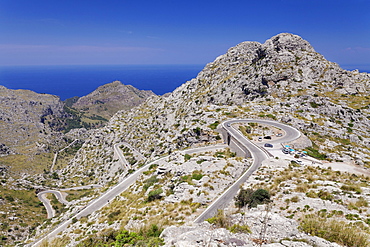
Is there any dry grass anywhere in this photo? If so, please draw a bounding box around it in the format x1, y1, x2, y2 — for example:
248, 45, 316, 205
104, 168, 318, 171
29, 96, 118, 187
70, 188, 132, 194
300, 215, 369, 247
0, 152, 53, 177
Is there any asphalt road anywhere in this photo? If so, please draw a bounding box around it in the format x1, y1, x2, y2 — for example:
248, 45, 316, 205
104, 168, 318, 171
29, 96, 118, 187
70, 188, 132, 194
114, 143, 129, 167
32, 145, 226, 246
32, 119, 300, 245
194, 119, 300, 223
31, 156, 162, 247
37, 190, 70, 218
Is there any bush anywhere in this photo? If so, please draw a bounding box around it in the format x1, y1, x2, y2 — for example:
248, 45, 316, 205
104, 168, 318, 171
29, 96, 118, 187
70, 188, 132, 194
306, 147, 326, 160
147, 188, 163, 202
235, 188, 271, 208
184, 154, 192, 161
228, 224, 251, 234
77, 225, 164, 247
143, 176, 158, 191
209, 121, 220, 130
191, 171, 203, 180
115, 231, 144, 245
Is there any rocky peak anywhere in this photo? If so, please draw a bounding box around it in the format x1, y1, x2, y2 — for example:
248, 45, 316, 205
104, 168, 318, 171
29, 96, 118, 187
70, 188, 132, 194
71, 81, 155, 119
264, 33, 316, 53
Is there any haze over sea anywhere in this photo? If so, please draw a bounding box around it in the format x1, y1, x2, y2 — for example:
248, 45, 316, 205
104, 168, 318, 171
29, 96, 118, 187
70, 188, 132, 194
0, 64, 368, 101
0, 64, 204, 101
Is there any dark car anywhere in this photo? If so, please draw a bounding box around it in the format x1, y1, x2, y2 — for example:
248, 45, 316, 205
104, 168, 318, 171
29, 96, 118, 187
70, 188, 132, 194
264, 136, 272, 139
264, 143, 273, 148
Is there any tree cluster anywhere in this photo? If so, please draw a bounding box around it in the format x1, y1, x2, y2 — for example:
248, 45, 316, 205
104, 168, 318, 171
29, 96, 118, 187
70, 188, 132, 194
235, 188, 271, 208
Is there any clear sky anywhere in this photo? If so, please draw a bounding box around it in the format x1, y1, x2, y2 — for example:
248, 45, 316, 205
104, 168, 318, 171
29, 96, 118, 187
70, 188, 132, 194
0, 0, 369, 68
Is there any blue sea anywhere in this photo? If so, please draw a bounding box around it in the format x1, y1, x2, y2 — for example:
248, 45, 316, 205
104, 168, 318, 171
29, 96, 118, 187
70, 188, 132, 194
0, 64, 205, 100
0, 64, 368, 101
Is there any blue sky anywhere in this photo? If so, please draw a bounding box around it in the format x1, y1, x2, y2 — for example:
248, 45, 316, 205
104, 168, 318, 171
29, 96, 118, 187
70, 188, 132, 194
0, 0, 369, 68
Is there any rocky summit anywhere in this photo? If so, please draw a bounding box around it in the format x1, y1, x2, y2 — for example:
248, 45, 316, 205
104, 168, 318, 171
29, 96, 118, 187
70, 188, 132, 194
71, 81, 155, 120
2, 33, 370, 246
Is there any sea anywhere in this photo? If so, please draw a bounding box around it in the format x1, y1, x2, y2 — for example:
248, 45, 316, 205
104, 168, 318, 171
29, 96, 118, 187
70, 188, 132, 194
0, 64, 205, 101
0, 64, 368, 101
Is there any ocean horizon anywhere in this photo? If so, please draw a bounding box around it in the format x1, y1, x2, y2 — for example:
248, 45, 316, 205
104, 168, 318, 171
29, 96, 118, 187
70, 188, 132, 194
0, 64, 368, 101
0, 64, 205, 101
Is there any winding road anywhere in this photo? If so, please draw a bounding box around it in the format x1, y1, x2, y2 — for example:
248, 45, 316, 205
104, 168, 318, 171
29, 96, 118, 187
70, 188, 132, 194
194, 119, 300, 223
37, 190, 70, 218
32, 119, 300, 246
32, 145, 226, 246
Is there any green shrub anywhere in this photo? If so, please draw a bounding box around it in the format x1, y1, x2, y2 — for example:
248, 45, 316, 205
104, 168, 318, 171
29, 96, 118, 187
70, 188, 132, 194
306, 147, 326, 160
317, 190, 333, 201
340, 184, 362, 194
235, 188, 271, 208
184, 154, 192, 161
77, 225, 164, 247
149, 163, 158, 170
228, 224, 251, 234
147, 188, 163, 202
209, 121, 220, 130
191, 171, 203, 180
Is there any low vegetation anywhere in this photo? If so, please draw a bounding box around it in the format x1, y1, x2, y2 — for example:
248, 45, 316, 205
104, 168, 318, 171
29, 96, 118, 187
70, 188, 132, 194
76, 224, 164, 247
300, 215, 369, 247
0, 187, 46, 246
207, 209, 251, 234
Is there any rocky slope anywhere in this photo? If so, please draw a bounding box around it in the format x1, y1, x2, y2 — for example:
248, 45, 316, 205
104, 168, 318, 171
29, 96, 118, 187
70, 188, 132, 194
0, 86, 65, 156
58, 33, 370, 188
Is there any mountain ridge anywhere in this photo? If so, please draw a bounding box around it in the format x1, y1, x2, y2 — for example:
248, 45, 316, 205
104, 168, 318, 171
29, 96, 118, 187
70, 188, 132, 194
2, 33, 370, 246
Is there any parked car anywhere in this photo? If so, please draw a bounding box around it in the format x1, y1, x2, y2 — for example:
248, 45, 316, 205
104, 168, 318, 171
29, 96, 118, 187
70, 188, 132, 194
264, 143, 273, 148
282, 149, 289, 154
258, 137, 262, 142
291, 160, 303, 165
276, 133, 283, 137
264, 136, 272, 139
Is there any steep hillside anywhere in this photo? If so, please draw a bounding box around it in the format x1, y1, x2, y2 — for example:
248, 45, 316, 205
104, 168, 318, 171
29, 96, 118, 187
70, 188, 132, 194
0, 86, 68, 173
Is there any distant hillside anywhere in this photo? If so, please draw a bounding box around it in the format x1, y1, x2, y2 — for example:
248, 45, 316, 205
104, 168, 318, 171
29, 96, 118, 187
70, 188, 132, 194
0, 85, 65, 157
63, 33, 370, 184
70, 81, 155, 120
0, 81, 154, 176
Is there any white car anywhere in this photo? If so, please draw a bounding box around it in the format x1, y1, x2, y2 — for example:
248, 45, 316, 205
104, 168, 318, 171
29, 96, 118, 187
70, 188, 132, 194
292, 160, 303, 165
